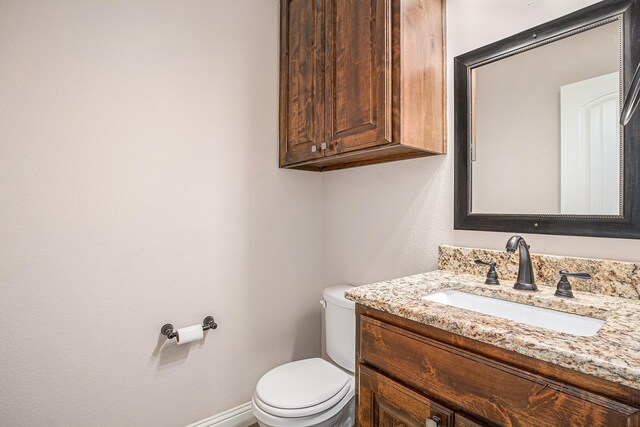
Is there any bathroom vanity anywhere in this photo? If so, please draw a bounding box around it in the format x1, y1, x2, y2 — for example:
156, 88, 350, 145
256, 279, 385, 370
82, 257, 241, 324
355, 304, 639, 426
346, 246, 640, 427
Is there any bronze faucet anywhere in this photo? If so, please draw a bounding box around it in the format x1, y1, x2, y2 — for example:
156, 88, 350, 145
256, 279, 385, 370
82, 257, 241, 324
505, 235, 537, 291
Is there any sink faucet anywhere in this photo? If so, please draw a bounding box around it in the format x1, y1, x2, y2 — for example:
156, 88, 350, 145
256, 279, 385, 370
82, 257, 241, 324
505, 235, 537, 291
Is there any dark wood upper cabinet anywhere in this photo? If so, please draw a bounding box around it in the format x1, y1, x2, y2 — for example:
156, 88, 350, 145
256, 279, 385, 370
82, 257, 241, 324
280, 0, 446, 172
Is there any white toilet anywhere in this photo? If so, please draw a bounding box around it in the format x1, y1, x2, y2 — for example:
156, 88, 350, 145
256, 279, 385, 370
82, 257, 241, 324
251, 285, 355, 427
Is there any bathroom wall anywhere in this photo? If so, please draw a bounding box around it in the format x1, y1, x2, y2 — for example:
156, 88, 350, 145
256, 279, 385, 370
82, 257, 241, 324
322, 0, 640, 289
0, 1, 324, 426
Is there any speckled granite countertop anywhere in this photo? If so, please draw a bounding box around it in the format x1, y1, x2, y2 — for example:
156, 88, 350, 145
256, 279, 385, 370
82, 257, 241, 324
345, 270, 640, 390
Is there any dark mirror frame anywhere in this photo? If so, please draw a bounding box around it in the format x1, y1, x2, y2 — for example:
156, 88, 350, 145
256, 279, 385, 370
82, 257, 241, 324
454, 0, 640, 239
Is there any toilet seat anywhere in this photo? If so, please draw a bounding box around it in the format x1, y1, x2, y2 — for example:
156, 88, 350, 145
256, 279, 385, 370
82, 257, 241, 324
252, 358, 355, 425
255, 358, 350, 413
254, 379, 350, 418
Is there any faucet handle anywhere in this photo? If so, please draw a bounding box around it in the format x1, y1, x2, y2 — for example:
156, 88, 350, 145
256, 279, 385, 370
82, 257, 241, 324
560, 271, 592, 280
474, 259, 500, 285
474, 259, 496, 267
555, 271, 592, 298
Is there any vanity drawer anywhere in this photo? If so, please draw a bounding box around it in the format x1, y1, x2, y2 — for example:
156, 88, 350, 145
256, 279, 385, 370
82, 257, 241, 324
359, 315, 639, 427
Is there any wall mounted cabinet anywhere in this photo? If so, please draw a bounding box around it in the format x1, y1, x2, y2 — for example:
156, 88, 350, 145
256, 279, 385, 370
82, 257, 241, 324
279, 0, 446, 172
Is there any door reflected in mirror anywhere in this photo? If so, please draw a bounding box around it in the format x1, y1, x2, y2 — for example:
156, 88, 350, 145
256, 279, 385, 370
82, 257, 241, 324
471, 20, 622, 216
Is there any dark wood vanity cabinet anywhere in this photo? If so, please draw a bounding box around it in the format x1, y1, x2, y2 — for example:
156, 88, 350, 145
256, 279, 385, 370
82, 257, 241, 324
279, 0, 446, 172
356, 305, 640, 427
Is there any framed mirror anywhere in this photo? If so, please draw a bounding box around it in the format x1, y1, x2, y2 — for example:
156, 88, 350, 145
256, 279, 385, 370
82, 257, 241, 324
454, 0, 640, 239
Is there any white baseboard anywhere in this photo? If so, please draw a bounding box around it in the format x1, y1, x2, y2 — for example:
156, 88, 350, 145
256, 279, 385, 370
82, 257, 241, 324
186, 402, 257, 427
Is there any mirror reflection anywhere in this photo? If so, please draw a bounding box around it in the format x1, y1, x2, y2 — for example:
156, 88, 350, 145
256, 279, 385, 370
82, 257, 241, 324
471, 21, 622, 215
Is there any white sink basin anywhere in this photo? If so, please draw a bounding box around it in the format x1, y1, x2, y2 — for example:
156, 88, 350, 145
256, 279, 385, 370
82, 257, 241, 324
422, 290, 604, 337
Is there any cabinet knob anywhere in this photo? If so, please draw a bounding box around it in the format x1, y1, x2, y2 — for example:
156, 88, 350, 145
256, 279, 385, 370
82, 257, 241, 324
321, 142, 328, 150
311, 145, 318, 153
426, 416, 442, 427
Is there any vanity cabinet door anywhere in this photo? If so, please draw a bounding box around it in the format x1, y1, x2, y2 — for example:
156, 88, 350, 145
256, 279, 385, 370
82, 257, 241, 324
279, 0, 326, 166
358, 364, 453, 427
325, 0, 393, 156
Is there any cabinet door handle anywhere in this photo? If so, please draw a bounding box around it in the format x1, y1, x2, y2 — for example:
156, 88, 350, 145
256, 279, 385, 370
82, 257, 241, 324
426, 416, 441, 427
311, 145, 318, 153
320, 142, 328, 150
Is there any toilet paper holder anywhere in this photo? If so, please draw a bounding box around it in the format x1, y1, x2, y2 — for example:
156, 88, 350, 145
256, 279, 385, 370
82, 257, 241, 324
160, 316, 218, 340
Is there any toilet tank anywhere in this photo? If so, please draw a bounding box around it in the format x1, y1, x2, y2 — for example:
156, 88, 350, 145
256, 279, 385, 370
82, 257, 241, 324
322, 285, 356, 373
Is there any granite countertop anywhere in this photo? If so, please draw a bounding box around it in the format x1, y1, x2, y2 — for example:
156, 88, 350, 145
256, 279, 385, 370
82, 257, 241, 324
345, 270, 640, 390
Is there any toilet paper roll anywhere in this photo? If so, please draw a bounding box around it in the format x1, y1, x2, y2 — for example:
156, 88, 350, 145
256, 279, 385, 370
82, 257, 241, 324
176, 324, 204, 345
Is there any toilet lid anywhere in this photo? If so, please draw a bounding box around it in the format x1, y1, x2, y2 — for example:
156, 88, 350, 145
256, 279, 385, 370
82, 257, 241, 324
255, 358, 351, 412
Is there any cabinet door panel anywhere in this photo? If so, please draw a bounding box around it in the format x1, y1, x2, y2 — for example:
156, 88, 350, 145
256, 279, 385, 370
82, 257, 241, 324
359, 365, 452, 427
280, 0, 325, 166
326, 0, 394, 154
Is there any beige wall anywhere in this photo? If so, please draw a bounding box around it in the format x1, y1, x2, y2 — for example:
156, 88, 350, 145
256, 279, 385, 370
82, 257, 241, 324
0, 1, 324, 426
472, 22, 620, 214
323, 0, 640, 291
